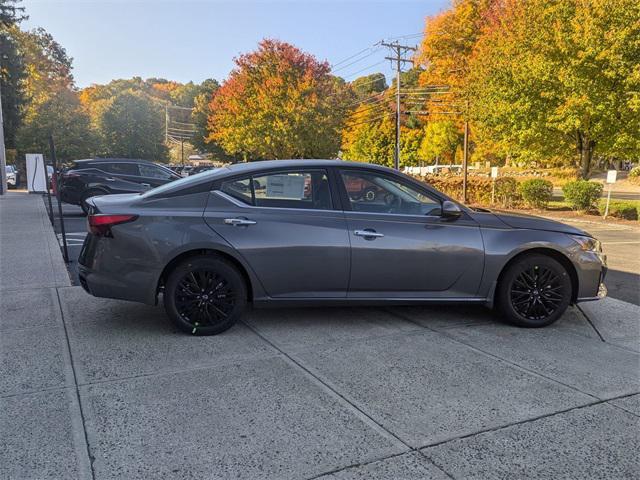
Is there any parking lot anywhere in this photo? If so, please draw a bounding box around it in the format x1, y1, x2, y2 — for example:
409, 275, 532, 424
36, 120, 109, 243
2, 193, 639, 479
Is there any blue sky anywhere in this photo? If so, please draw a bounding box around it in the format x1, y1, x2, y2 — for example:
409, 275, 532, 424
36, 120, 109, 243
23, 0, 450, 88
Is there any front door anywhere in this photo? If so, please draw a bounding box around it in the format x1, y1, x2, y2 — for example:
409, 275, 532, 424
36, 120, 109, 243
204, 169, 350, 298
338, 169, 485, 299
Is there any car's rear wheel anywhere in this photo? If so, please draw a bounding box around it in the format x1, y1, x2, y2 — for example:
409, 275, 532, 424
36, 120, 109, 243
80, 189, 106, 215
497, 254, 572, 327
163, 255, 247, 335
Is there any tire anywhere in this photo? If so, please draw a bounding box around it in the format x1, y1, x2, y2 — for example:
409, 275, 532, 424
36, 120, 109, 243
163, 255, 247, 336
80, 189, 106, 215
496, 254, 572, 328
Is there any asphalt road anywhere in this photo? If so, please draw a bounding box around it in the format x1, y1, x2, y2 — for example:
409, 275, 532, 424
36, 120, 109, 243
553, 187, 640, 201
46, 196, 639, 305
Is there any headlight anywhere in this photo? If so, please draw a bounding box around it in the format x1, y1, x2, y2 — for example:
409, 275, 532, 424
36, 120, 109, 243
569, 234, 602, 253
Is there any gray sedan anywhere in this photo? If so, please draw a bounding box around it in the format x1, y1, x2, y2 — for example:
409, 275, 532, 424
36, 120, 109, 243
78, 160, 607, 335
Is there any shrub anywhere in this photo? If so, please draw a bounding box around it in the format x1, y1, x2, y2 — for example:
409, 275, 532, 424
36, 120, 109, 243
562, 180, 603, 211
420, 175, 520, 207
598, 200, 640, 221
518, 178, 553, 209
629, 166, 640, 185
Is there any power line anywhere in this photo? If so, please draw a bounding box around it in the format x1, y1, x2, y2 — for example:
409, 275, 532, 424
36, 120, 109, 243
331, 47, 382, 73
345, 112, 394, 128
340, 59, 388, 80
331, 46, 376, 69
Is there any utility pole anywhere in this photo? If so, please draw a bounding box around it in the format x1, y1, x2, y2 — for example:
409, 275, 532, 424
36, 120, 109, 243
462, 98, 470, 203
0, 78, 7, 195
165, 104, 168, 144
463, 120, 469, 203
381, 41, 416, 171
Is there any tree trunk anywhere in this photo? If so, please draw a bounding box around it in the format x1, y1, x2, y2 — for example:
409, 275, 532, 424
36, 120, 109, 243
576, 131, 595, 179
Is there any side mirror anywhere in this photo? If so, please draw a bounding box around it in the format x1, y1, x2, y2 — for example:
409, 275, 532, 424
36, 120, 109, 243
442, 200, 462, 219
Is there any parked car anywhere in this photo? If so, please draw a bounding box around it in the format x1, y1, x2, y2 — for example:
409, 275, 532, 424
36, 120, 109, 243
5, 165, 19, 189
56, 158, 181, 213
78, 160, 607, 336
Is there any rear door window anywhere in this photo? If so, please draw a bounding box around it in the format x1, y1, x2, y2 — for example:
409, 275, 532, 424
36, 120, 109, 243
139, 164, 175, 180
106, 163, 139, 176
220, 170, 332, 210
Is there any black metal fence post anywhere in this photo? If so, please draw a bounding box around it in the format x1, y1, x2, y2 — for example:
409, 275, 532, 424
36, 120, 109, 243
43, 155, 55, 226
49, 135, 69, 263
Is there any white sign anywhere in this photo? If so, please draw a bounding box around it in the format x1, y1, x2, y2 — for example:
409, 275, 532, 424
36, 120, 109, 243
491, 166, 499, 179
25, 153, 47, 193
266, 174, 306, 199
606, 170, 617, 184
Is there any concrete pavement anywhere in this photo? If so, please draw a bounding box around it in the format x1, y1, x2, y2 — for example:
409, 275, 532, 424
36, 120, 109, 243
1, 192, 639, 479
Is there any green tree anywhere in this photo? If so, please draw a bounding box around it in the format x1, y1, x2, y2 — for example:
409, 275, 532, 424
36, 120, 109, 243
96, 89, 167, 161
1, 0, 27, 149
418, 121, 461, 164
351, 73, 387, 99
468, 0, 640, 177
209, 39, 351, 160
16, 88, 93, 161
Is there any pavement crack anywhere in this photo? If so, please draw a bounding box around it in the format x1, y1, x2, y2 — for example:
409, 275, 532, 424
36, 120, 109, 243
55, 288, 97, 480
382, 308, 604, 402
241, 320, 457, 480
576, 304, 606, 342
418, 393, 635, 452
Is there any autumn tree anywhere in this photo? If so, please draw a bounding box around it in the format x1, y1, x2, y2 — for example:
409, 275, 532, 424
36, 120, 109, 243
468, 0, 640, 177
341, 97, 395, 166
419, 121, 461, 164
209, 39, 351, 160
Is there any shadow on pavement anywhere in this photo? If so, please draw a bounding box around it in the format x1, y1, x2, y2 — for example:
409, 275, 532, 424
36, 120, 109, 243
605, 269, 640, 306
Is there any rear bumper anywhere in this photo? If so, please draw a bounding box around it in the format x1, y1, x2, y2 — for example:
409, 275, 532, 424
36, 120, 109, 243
78, 234, 159, 305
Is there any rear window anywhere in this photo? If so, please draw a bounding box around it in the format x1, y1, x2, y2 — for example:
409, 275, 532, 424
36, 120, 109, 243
140, 169, 221, 198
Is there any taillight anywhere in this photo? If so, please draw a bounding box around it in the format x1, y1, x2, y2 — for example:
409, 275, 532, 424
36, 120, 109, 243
51, 174, 57, 195
88, 214, 138, 236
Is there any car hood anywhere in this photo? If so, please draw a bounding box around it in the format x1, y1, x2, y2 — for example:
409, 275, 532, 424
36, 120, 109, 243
492, 211, 590, 236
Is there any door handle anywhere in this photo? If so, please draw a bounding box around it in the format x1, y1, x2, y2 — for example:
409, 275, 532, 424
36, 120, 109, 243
354, 229, 384, 239
105, 177, 116, 181
224, 218, 257, 226
141, 183, 151, 188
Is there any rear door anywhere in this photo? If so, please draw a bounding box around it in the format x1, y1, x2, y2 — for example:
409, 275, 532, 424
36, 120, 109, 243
203, 168, 351, 298
338, 168, 485, 299
100, 162, 149, 193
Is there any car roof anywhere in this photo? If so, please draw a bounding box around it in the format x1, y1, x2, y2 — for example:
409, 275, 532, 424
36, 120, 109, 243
142, 159, 428, 200
220, 159, 395, 175
74, 158, 159, 165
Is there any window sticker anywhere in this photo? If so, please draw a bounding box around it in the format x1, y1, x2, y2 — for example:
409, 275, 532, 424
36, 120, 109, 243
266, 174, 306, 199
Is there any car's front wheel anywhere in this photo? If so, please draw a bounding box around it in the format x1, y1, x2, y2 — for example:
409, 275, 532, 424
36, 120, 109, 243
163, 255, 247, 335
497, 254, 572, 327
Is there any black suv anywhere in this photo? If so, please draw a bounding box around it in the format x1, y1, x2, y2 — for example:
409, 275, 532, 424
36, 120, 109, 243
57, 158, 181, 213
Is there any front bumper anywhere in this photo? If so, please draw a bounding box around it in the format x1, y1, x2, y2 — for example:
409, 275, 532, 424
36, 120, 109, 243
576, 264, 607, 302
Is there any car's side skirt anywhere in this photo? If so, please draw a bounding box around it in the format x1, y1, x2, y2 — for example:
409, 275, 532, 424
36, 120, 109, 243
252, 297, 488, 308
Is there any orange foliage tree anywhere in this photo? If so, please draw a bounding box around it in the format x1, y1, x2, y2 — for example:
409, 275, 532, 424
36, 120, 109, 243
208, 39, 351, 160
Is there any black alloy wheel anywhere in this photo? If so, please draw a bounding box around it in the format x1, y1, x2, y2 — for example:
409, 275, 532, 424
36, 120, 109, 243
497, 254, 572, 327
164, 255, 247, 335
